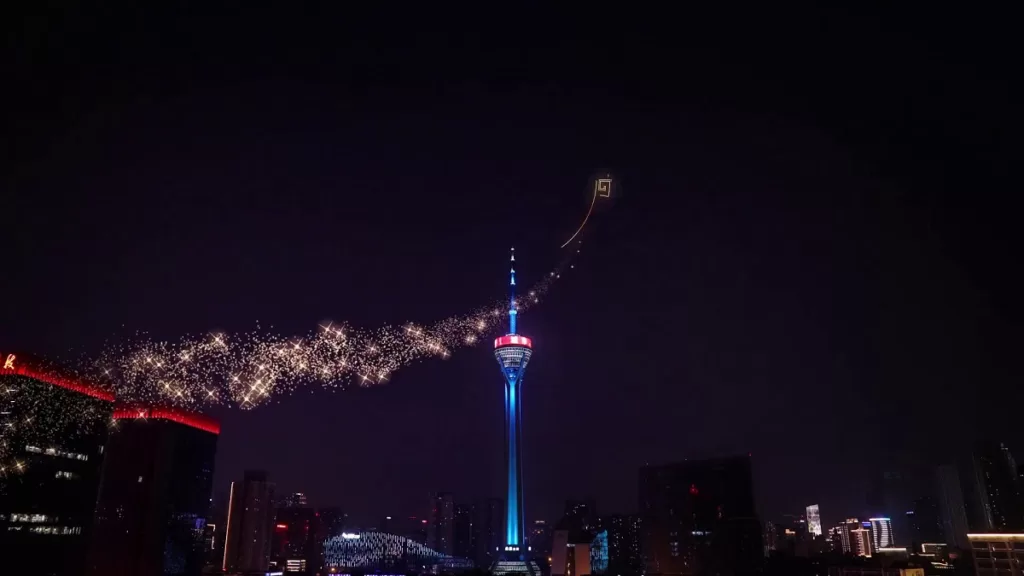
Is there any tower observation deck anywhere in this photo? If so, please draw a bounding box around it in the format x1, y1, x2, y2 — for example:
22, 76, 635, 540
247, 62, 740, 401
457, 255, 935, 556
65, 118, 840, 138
492, 248, 538, 574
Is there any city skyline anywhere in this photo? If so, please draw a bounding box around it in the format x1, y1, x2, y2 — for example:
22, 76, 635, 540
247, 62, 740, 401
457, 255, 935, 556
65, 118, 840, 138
2, 0, 1017, 547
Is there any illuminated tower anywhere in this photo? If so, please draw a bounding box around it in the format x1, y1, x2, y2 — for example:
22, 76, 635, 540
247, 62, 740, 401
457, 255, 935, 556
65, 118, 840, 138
494, 247, 533, 556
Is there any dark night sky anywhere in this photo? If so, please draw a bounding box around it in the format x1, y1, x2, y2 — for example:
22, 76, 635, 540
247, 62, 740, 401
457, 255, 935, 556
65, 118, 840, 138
1, 5, 1019, 529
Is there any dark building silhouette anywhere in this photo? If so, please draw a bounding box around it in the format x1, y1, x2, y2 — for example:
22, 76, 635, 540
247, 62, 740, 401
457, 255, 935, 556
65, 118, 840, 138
906, 496, 943, 551
427, 491, 455, 555
272, 505, 318, 575
0, 360, 114, 576
473, 497, 504, 568
454, 503, 475, 559
563, 498, 598, 532
317, 506, 346, 539
639, 455, 762, 576
934, 464, 969, 550
529, 520, 553, 565
87, 406, 220, 576
223, 470, 275, 573
964, 441, 1024, 532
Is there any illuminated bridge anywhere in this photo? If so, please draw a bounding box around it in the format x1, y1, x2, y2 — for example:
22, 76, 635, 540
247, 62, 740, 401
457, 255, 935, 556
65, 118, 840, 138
322, 531, 474, 572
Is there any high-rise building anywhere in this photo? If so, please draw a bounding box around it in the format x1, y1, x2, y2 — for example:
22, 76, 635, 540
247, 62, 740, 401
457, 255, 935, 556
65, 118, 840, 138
528, 520, 552, 566
454, 504, 475, 559
491, 248, 540, 576
806, 504, 822, 537
832, 518, 860, 554
907, 496, 943, 549
850, 522, 874, 557
271, 505, 318, 575
283, 492, 308, 508
966, 441, 1024, 532
427, 491, 455, 555
869, 517, 894, 550
473, 497, 504, 568
601, 515, 642, 576
562, 499, 598, 532
935, 464, 970, 550
967, 533, 1024, 575
0, 356, 114, 576
87, 406, 220, 576
223, 470, 276, 573
639, 455, 763, 575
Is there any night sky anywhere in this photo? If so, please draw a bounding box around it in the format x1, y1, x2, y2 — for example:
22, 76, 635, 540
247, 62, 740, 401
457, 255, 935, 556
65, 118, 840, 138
2, 5, 1018, 531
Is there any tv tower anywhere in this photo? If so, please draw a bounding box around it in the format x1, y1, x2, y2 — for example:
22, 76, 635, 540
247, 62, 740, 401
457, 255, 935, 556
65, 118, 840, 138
493, 247, 535, 570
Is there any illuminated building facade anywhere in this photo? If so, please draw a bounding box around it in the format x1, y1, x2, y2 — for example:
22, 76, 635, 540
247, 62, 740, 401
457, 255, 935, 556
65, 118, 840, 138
639, 455, 762, 575
0, 355, 114, 576
87, 406, 220, 576
223, 470, 276, 573
851, 522, 874, 557
870, 517, 895, 549
806, 504, 822, 537
492, 248, 540, 575
602, 514, 642, 576
967, 533, 1024, 575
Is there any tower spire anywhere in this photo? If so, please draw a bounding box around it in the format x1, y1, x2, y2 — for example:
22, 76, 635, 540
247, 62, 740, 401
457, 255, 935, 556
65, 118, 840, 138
509, 247, 517, 334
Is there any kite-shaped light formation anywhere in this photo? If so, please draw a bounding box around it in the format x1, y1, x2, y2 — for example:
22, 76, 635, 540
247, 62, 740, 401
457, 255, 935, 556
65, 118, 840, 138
95, 250, 576, 410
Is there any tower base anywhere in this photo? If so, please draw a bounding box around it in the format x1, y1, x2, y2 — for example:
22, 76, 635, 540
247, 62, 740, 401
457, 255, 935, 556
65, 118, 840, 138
492, 559, 542, 576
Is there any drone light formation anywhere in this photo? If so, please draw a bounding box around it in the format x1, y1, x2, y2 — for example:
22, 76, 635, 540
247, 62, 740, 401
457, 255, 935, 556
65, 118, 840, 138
93, 244, 578, 410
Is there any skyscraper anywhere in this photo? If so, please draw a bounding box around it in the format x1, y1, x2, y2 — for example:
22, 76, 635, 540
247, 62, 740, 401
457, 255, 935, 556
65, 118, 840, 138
907, 496, 943, 549
935, 464, 970, 550
473, 497, 504, 568
602, 515, 642, 576
966, 441, 1024, 532
271, 505, 318, 575
454, 504, 475, 560
639, 455, 762, 575
427, 491, 455, 555
88, 406, 220, 576
222, 470, 275, 573
805, 504, 822, 537
491, 248, 540, 576
0, 357, 114, 576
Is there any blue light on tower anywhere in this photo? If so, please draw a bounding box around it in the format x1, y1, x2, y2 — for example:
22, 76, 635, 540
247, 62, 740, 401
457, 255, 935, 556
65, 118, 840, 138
493, 247, 533, 552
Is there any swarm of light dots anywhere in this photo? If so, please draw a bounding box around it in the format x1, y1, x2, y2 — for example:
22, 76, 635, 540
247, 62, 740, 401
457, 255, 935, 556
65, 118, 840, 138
95, 244, 581, 410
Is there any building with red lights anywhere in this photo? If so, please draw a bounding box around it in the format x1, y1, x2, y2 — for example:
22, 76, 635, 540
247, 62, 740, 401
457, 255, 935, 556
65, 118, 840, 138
639, 455, 763, 576
86, 406, 220, 576
271, 503, 319, 575
0, 353, 115, 576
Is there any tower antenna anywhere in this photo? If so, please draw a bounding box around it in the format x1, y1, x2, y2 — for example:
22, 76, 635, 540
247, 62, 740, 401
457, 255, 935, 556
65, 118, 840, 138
509, 247, 517, 335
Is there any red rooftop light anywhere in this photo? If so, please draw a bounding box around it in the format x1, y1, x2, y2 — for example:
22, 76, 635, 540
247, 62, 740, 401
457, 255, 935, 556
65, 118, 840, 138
494, 335, 533, 349
1, 357, 114, 402
113, 405, 221, 435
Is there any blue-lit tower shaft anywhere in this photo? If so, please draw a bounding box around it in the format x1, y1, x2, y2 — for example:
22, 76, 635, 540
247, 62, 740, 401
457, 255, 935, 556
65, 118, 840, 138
494, 248, 532, 550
